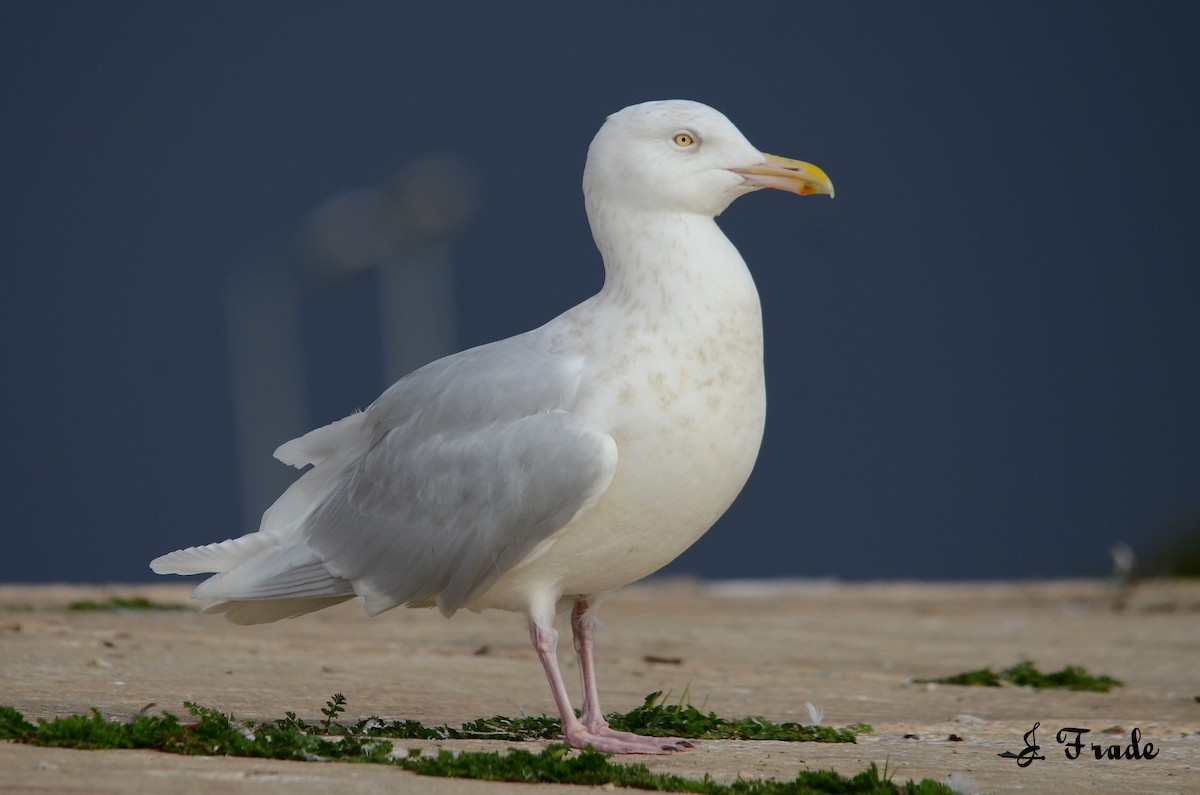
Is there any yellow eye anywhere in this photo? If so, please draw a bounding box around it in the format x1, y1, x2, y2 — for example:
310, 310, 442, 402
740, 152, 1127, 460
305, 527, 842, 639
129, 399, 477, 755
673, 132, 695, 148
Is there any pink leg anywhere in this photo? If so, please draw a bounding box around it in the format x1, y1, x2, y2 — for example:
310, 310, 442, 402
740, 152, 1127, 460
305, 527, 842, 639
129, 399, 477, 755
571, 600, 690, 751
571, 600, 607, 730
528, 608, 687, 754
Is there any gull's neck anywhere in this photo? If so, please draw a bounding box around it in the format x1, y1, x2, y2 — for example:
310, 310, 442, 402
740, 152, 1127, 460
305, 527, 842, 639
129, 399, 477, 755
587, 206, 759, 317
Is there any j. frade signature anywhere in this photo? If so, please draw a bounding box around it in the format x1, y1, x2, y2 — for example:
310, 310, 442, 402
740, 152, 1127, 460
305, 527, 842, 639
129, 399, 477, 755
999, 722, 1159, 766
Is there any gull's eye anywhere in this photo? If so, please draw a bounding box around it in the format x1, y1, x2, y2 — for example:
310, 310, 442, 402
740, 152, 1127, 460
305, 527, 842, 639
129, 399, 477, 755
672, 131, 696, 148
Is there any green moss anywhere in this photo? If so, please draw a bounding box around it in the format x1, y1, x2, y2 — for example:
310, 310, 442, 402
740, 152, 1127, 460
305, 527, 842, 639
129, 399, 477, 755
66, 596, 191, 612
915, 660, 1122, 692
1000, 660, 1122, 692
337, 691, 869, 744
403, 745, 949, 793
915, 668, 1003, 688
610, 691, 870, 743
0, 696, 948, 793
0, 706, 36, 739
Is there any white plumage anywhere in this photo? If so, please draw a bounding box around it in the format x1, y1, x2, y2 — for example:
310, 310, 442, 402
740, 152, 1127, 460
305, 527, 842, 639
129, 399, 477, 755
152, 99, 833, 753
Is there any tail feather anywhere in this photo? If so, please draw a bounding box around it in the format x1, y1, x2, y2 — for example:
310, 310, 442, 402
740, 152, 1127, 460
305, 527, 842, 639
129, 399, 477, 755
150, 533, 274, 575
192, 544, 354, 602
202, 595, 355, 625
152, 533, 358, 625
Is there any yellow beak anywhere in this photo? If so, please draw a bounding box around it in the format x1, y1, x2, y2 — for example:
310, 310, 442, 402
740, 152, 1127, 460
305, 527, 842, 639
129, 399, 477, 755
732, 153, 835, 198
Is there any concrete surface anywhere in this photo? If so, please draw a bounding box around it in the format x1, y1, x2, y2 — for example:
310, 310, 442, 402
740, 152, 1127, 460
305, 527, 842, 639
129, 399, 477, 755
1, 579, 1197, 793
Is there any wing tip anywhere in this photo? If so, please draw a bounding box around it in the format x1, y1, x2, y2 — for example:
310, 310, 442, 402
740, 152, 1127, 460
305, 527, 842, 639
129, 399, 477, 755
148, 534, 276, 576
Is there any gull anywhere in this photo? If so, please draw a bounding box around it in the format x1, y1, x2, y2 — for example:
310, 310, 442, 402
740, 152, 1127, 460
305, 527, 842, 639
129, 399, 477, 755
151, 99, 833, 754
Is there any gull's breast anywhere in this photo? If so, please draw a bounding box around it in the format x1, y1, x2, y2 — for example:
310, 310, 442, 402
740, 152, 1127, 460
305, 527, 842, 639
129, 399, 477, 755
478, 271, 767, 606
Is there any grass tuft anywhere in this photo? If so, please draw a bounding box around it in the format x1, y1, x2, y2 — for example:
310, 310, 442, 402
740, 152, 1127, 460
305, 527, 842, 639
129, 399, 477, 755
0, 695, 946, 792
66, 596, 191, 612
334, 691, 870, 744
610, 691, 870, 742
915, 659, 1122, 692
0, 706, 36, 739
404, 744, 949, 792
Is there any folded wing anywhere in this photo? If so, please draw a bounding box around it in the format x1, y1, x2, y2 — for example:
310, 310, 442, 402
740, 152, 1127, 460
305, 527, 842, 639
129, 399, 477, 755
152, 335, 617, 623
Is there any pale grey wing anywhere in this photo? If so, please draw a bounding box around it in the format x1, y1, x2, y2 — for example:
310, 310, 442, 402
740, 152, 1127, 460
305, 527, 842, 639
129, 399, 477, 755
157, 332, 608, 622
364, 330, 588, 437
304, 408, 617, 616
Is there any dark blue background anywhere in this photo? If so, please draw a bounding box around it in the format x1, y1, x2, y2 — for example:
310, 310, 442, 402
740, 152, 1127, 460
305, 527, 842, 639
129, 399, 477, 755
3, 3, 1198, 584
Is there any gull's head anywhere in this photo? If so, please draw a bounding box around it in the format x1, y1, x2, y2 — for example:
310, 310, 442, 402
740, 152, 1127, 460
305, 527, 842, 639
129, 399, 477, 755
583, 99, 833, 218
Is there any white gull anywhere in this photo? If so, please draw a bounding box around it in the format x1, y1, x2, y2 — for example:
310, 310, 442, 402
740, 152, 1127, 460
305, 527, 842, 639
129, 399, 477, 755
151, 99, 833, 754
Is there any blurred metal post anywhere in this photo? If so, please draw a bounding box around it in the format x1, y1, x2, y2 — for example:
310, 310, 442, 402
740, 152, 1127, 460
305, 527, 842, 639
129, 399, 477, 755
377, 156, 476, 382
227, 155, 477, 530
305, 154, 477, 383
225, 261, 311, 531
378, 243, 456, 383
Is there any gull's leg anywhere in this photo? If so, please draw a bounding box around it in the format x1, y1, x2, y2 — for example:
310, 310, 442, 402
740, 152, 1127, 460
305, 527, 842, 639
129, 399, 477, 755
529, 615, 682, 754
569, 599, 692, 752
572, 599, 606, 730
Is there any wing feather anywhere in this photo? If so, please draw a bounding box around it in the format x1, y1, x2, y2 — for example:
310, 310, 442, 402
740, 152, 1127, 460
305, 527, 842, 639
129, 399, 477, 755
154, 331, 616, 622
307, 409, 615, 616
